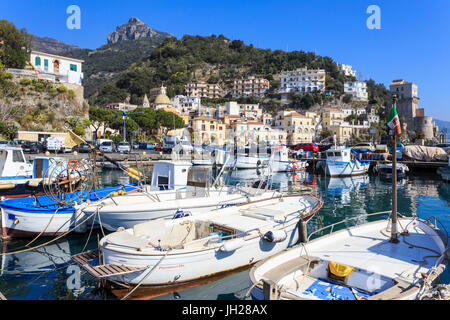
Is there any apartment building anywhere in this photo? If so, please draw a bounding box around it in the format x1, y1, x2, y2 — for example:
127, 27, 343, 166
185, 82, 224, 98
278, 68, 326, 94
344, 81, 368, 101
238, 103, 262, 120
338, 64, 357, 78
321, 108, 345, 130
231, 77, 270, 98
191, 117, 226, 145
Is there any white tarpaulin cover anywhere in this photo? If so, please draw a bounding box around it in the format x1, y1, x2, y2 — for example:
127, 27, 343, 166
401, 145, 448, 162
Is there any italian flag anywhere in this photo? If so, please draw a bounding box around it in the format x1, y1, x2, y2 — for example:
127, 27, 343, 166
387, 104, 401, 135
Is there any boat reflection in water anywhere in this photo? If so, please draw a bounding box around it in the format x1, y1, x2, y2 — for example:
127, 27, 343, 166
223, 169, 313, 193
326, 175, 370, 199
1, 240, 72, 274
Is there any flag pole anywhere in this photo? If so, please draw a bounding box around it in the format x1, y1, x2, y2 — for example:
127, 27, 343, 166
390, 95, 399, 243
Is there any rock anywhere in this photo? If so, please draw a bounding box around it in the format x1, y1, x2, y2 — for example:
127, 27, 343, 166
107, 17, 173, 44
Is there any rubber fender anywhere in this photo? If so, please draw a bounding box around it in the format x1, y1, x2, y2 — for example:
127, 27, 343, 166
263, 230, 287, 243
220, 238, 245, 252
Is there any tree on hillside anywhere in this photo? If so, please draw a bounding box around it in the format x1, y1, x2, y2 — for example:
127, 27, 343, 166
0, 20, 33, 68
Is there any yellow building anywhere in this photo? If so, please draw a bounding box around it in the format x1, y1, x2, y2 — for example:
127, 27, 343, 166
191, 117, 226, 145
321, 108, 345, 130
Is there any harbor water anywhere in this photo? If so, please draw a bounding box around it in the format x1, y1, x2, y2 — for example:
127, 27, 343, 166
0, 167, 449, 300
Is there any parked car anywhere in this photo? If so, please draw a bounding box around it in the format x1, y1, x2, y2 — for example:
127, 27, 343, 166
132, 142, 140, 150
76, 142, 93, 153
117, 142, 131, 153
99, 141, 115, 153
154, 143, 163, 151
139, 142, 156, 150
293, 143, 319, 152
317, 143, 333, 152
21, 141, 43, 154
351, 142, 375, 152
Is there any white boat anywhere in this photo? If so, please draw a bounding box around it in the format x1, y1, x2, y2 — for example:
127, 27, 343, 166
374, 162, 409, 178
80, 161, 283, 231
249, 212, 449, 300
318, 147, 370, 177
0, 146, 69, 198
72, 193, 323, 287
268, 146, 308, 173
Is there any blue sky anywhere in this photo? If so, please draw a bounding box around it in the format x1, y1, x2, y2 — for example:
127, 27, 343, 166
2, 0, 450, 120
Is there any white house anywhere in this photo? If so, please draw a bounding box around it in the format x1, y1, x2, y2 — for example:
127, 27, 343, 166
338, 64, 357, 78
30, 51, 84, 85
344, 81, 368, 101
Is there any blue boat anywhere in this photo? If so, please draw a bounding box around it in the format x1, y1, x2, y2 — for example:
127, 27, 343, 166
0, 184, 140, 239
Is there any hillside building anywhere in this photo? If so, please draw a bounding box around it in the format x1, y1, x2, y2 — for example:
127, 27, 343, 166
231, 77, 269, 98
30, 51, 84, 85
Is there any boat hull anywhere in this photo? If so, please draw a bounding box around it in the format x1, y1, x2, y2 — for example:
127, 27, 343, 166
0, 207, 89, 239
325, 160, 370, 177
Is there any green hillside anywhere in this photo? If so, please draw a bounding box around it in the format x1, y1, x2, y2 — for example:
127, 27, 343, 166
89, 34, 390, 110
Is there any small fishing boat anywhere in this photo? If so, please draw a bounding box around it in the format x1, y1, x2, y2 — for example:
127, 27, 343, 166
0, 184, 140, 239
72, 193, 323, 287
79, 160, 283, 231
248, 212, 449, 300
226, 146, 270, 170
268, 146, 308, 173
0, 146, 67, 198
317, 147, 370, 177
374, 162, 409, 178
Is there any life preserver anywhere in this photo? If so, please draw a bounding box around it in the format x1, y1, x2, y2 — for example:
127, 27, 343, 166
68, 159, 79, 170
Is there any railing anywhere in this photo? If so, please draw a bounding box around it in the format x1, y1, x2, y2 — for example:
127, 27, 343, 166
306, 210, 395, 242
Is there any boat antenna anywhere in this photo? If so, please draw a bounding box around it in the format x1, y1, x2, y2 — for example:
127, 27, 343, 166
390, 94, 399, 243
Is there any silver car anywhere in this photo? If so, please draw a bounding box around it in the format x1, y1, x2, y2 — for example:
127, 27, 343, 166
117, 142, 131, 153
99, 141, 115, 153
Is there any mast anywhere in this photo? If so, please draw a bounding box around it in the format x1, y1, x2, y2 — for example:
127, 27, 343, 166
390, 95, 399, 243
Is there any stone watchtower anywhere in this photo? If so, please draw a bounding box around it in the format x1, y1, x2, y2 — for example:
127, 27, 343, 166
389, 79, 419, 132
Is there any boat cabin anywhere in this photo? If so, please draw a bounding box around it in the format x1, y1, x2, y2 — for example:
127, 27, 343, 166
150, 161, 193, 190
269, 146, 289, 162
325, 148, 352, 162
32, 157, 66, 179
0, 146, 33, 179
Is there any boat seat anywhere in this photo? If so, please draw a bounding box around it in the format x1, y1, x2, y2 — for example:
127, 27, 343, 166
262, 256, 318, 284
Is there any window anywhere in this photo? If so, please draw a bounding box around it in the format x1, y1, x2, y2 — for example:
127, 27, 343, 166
13, 150, 25, 163
70, 64, 77, 72
44, 59, 48, 71
35, 56, 41, 66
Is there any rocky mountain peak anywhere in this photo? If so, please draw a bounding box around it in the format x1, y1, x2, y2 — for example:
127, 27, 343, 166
107, 17, 172, 44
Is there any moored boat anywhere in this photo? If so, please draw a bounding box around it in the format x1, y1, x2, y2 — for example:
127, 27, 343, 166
72, 193, 323, 287
318, 147, 370, 177
249, 212, 449, 300
374, 162, 409, 178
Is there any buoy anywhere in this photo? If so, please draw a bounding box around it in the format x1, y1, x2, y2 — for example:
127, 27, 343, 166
220, 238, 245, 252
263, 230, 287, 243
